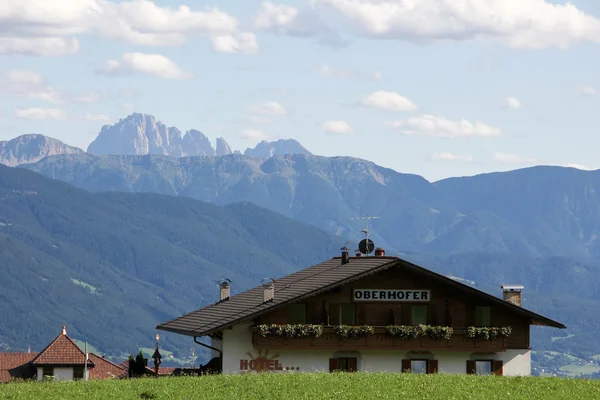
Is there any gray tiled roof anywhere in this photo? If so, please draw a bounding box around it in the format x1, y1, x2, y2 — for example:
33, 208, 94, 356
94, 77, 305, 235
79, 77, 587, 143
156, 256, 565, 337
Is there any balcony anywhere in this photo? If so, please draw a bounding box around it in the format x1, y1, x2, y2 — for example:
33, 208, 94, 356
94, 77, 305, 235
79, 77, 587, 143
251, 327, 509, 352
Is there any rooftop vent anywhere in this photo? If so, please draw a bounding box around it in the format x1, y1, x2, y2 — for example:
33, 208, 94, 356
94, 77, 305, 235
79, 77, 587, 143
219, 278, 231, 302
355, 249, 363, 257
501, 285, 524, 307
375, 247, 385, 256
341, 246, 350, 265
262, 278, 275, 303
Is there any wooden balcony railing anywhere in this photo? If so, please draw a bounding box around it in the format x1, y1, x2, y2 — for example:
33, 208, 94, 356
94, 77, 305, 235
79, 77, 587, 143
250, 327, 509, 352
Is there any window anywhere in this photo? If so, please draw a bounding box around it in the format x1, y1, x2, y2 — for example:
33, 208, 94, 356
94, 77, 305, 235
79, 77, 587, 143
289, 303, 307, 324
73, 367, 84, 380
339, 304, 355, 325
42, 367, 54, 377
401, 359, 438, 374
411, 360, 427, 374
411, 305, 428, 325
475, 361, 492, 375
475, 306, 491, 327
467, 360, 503, 376
329, 357, 357, 372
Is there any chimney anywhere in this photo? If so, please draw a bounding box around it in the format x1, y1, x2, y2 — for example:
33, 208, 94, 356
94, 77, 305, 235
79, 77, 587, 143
262, 279, 275, 303
501, 285, 524, 307
62, 325, 67, 336
375, 247, 385, 256
219, 279, 231, 302
341, 246, 350, 265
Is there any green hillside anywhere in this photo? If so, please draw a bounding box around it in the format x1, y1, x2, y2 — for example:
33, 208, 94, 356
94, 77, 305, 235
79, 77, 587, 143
0, 165, 343, 356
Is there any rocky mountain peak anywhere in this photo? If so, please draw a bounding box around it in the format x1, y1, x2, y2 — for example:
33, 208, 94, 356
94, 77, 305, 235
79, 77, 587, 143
216, 137, 233, 156
0, 134, 84, 167
243, 139, 312, 159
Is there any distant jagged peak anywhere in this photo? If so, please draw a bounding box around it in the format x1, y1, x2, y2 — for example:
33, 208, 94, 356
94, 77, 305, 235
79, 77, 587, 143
216, 137, 233, 156
244, 138, 312, 159
0, 134, 84, 167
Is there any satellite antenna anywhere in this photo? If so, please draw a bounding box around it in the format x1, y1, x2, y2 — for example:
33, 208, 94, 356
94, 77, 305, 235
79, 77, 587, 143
350, 214, 380, 256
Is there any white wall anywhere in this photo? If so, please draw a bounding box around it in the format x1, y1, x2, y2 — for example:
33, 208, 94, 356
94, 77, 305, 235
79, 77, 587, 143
221, 323, 531, 376
210, 337, 223, 360
37, 367, 74, 381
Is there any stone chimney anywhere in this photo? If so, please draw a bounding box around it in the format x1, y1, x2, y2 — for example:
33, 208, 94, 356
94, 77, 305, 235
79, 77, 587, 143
375, 247, 385, 256
262, 279, 275, 303
341, 247, 350, 265
219, 279, 231, 302
501, 285, 524, 307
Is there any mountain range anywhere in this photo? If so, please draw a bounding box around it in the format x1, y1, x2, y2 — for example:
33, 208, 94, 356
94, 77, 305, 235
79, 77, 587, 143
0, 164, 342, 356
0, 113, 313, 167
2, 112, 600, 367
23, 152, 600, 261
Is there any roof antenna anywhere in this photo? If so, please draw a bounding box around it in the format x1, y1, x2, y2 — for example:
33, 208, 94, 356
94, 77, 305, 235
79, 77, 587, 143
350, 214, 379, 256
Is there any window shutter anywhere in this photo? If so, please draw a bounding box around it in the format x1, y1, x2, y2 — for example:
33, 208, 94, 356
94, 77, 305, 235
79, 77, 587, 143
492, 360, 503, 376
348, 358, 358, 373
329, 358, 338, 373
401, 359, 411, 373
427, 360, 439, 374
466, 360, 476, 374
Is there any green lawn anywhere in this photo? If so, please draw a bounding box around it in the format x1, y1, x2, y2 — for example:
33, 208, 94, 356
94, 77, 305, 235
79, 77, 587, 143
2, 373, 600, 400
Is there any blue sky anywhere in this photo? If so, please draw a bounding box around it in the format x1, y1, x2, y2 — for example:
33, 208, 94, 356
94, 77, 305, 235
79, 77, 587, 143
1, 0, 600, 181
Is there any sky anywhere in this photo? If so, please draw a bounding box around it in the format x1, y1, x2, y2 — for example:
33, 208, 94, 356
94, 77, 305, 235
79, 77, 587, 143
1, 0, 600, 181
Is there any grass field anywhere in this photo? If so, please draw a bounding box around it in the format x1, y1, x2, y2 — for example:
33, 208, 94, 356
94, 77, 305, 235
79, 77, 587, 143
2, 373, 600, 400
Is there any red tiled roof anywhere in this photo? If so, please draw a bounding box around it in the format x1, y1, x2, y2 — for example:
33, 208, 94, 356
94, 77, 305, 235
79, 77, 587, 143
31, 327, 94, 367
88, 354, 127, 380
0, 353, 37, 383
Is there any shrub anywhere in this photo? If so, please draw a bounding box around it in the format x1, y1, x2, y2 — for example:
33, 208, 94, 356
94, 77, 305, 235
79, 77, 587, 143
334, 325, 375, 339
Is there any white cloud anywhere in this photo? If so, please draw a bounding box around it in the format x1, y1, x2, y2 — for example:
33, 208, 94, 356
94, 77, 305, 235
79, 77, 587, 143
387, 115, 501, 139
13, 107, 67, 120
254, 2, 324, 36
505, 97, 521, 109
322, 120, 353, 134
566, 163, 592, 171
312, 0, 600, 49
493, 152, 537, 164
97, 53, 192, 79
431, 152, 474, 162
211, 32, 258, 54
362, 90, 417, 112
241, 129, 267, 140
0, 37, 79, 57
0, 0, 255, 56
250, 101, 287, 116
0, 69, 105, 104
579, 86, 597, 95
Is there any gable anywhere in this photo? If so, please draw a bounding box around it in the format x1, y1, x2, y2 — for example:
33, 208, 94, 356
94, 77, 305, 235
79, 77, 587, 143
31, 331, 93, 367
